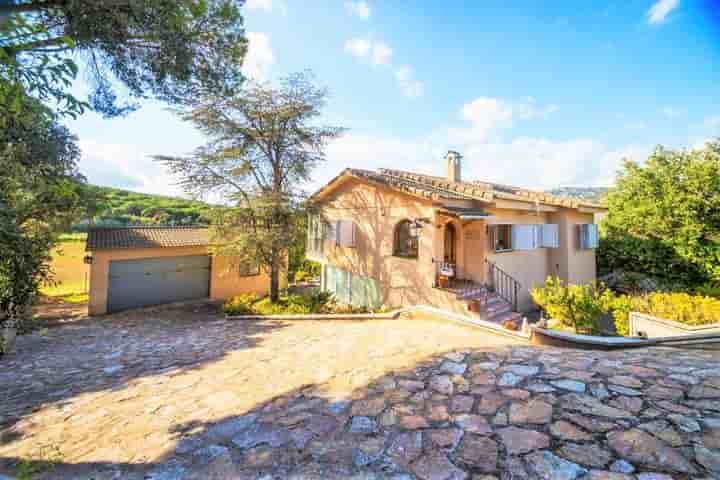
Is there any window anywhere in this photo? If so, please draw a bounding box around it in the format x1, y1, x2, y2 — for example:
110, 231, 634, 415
578, 224, 599, 249
239, 260, 260, 277
393, 219, 418, 258
540, 224, 560, 248
307, 214, 325, 255
337, 220, 358, 248
493, 224, 513, 252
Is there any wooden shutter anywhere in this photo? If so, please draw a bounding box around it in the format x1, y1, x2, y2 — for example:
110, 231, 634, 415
487, 225, 496, 251
512, 225, 538, 250
540, 224, 560, 248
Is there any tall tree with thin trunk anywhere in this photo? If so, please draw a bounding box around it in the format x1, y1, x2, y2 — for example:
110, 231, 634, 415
157, 73, 345, 301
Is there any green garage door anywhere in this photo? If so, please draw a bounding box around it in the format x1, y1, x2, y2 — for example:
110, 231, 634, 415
107, 255, 210, 313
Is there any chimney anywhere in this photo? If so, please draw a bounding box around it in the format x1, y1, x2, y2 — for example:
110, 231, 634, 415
446, 150, 462, 182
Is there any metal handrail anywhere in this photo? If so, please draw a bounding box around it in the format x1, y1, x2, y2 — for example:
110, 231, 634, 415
485, 260, 520, 311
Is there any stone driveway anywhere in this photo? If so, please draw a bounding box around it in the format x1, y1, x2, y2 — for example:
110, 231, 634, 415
0, 303, 719, 479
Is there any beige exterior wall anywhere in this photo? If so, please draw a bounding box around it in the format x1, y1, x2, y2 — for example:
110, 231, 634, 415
88, 245, 272, 315
314, 178, 600, 313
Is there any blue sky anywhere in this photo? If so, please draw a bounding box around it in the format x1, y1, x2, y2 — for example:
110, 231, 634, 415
66, 0, 720, 198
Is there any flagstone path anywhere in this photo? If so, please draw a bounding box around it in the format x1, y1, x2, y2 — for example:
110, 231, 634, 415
0, 303, 718, 479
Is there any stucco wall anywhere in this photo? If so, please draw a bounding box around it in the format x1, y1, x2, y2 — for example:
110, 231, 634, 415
88, 245, 271, 315
547, 208, 597, 285
318, 178, 439, 308
484, 208, 551, 311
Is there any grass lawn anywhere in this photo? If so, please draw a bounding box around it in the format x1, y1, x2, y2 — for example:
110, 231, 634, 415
40, 236, 89, 304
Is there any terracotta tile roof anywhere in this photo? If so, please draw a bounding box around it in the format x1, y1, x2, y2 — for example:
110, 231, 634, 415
86, 226, 210, 251
311, 168, 605, 210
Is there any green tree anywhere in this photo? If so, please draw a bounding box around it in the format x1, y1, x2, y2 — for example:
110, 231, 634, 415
600, 141, 720, 287
1, 0, 247, 118
1, 97, 93, 346
158, 73, 345, 301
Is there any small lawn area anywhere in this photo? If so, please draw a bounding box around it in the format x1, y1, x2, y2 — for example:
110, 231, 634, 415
39, 236, 89, 305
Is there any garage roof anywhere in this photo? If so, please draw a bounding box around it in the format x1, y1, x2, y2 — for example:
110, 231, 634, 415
86, 226, 210, 251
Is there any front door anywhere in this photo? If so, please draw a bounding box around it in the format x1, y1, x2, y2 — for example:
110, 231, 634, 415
444, 223, 457, 264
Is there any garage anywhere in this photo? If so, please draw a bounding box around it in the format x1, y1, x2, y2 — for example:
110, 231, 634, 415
86, 226, 275, 315
107, 255, 210, 313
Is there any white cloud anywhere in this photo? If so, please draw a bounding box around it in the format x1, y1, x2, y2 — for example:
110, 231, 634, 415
344, 37, 372, 59
450, 97, 559, 143
394, 66, 424, 98
318, 95, 651, 191
246, 0, 287, 14
345, 38, 422, 98
78, 140, 186, 197
372, 42, 393, 66
242, 32, 275, 82
345, 1, 371, 20
647, 0, 679, 25
662, 106, 683, 118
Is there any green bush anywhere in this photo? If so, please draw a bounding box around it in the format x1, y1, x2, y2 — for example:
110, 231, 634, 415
611, 292, 720, 336
222, 293, 261, 315
294, 271, 309, 283
532, 277, 614, 334
223, 290, 335, 316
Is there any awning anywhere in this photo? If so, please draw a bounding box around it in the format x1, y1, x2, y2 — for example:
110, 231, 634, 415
438, 206, 495, 220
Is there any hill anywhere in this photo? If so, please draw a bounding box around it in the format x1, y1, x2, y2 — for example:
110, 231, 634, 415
547, 186, 608, 203
72, 185, 214, 230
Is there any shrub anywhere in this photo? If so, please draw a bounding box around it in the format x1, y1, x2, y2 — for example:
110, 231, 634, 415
531, 277, 614, 334
223, 290, 335, 316
294, 271, 309, 283
222, 293, 260, 315
611, 292, 720, 336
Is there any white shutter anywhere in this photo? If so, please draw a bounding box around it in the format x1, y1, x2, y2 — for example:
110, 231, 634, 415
327, 221, 338, 245
577, 224, 599, 249
512, 225, 538, 250
540, 224, 560, 248
588, 224, 599, 248
336, 220, 358, 247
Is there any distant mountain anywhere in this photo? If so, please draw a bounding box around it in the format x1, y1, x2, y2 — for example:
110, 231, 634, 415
72, 185, 214, 231
547, 186, 609, 203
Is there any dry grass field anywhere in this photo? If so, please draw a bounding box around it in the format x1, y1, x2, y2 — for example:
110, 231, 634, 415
40, 235, 89, 303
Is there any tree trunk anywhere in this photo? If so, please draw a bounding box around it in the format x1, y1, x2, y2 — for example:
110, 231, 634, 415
269, 254, 280, 303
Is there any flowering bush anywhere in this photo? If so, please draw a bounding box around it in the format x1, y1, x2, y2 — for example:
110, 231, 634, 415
531, 277, 614, 334
612, 292, 720, 336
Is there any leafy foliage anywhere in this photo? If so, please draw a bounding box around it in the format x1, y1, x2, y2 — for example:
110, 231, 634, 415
1, 0, 247, 118
0, 98, 92, 335
158, 73, 345, 301
223, 291, 335, 316
599, 142, 720, 287
531, 277, 614, 334
611, 292, 720, 336
71, 185, 214, 229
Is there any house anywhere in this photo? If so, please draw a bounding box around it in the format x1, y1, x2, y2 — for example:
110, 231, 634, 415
307, 151, 606, 327
85, 226, 275, 315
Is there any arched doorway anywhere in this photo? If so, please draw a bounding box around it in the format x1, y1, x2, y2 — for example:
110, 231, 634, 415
444, 223, 457, 265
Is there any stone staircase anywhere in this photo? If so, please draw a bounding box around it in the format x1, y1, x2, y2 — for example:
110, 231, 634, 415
442, 281, 524, 330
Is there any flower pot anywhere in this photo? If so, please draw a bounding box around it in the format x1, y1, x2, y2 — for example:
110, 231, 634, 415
2, 326, 17, 355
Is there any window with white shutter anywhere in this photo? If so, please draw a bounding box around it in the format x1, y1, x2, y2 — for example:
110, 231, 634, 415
577, 224, 599, 249
540, 224, 560, 248
512, 224, 539, 250
337, 220, 358, 248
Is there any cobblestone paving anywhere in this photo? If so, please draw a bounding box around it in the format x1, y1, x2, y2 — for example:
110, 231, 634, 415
0, 305, 719, 479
